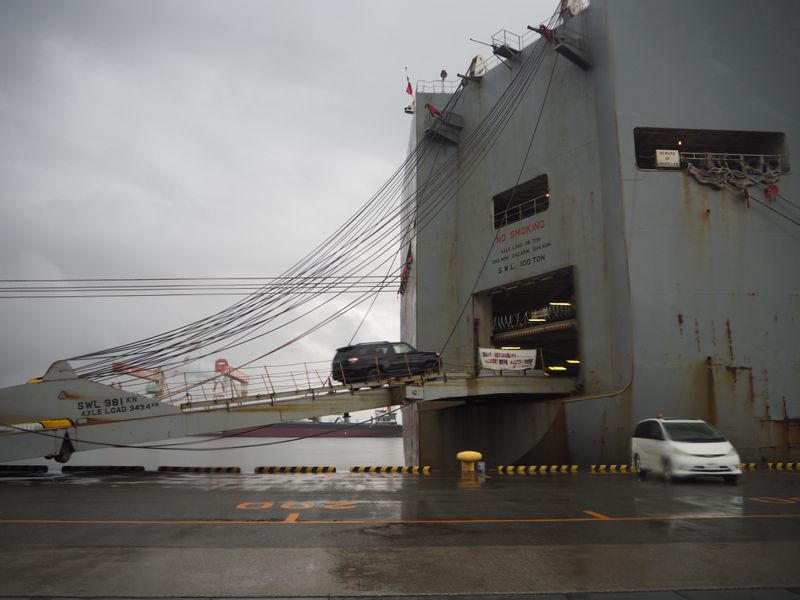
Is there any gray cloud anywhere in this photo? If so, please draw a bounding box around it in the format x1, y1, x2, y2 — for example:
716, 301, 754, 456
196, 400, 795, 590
0, 0, 553, 386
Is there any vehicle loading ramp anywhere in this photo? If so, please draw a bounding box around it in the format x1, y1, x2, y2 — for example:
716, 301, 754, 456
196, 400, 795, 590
0, 361, 576, 462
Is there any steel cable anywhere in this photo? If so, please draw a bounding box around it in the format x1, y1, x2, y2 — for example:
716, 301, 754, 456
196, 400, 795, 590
63, 7, 563, 387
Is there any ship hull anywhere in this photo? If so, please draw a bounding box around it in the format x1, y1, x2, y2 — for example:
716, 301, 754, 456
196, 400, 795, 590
223, 421, 402, 438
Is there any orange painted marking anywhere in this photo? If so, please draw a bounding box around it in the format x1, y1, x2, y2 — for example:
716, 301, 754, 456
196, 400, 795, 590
236, 502, 275, 510
323, 501, 358, 510
750, 497, 797, 504
583, 510, 610, 520
284, 513, 300, 523
280, 501, 315, 510
0, 513, 799, 526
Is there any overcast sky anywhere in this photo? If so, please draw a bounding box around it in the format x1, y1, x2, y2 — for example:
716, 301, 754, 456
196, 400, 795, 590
0, 0, 554, 388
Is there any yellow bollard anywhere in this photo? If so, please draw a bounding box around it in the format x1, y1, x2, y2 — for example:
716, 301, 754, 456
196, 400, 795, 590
456, 450, 483, 475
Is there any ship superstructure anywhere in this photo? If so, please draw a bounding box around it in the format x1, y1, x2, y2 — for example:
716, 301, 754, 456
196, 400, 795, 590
401, 0, 799, 467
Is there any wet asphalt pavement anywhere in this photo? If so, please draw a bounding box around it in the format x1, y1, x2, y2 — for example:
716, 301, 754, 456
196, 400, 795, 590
0, 469, 798, 598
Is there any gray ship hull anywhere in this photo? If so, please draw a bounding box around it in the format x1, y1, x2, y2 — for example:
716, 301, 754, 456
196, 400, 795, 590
401, 0, 799, 468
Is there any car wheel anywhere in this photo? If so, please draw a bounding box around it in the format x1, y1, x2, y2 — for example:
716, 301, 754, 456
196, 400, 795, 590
366, 369, 382, 388
424, 361, 439, 376
662, 457, 673, 483
723, 474, 738, 485
634, 454, 646, 479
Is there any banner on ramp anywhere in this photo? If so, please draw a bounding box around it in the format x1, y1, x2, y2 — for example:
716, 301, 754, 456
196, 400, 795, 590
479, 348, 537, 371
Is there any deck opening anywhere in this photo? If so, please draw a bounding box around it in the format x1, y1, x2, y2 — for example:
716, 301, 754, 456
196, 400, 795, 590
474, 266, 578, 376
634, 127, 788, 172
493, 174, 549, 229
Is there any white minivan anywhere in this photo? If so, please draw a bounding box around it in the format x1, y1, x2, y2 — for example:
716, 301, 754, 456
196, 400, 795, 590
631, 417, 741, 484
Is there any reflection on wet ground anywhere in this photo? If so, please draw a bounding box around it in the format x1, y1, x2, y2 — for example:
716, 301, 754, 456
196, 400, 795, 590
1, 470, 798, 597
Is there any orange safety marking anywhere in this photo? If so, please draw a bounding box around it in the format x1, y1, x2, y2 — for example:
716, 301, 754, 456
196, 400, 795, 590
583, 510, 610, 520
236, 502, 275, 510
323, 502, 358, 510
749, 497, 798, 504
280, 501, 315, 510
235, 501, 358, 511
3, 513, 800, 526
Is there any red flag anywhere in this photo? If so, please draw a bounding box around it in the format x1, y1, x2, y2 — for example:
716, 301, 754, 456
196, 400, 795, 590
406, 79, 413, 95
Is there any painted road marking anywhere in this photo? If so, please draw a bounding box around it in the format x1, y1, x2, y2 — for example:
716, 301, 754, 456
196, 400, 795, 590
280, 501, 315, 510
235, 501, 358, 511
583, 510, 610, 520
2, 513, 800, 526
750, 497, 800, 504
237, 502, 275, 509
324, 502, 359, 510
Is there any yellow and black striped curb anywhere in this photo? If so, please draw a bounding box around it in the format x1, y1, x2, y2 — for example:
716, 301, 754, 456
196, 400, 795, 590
62, 466, 145, 473
497, 463, 789, 473
590, 464, 633, 473
158, 466, 241, 473
255, 466, 336, 474
767, 462, 800, 470
498, 465, 578, 474
350, 466, 430, 474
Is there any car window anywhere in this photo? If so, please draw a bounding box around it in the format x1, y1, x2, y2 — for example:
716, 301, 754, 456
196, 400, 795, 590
392, 343, 415, 354
633, 422, 649, 438
647, 421, 664, 440
354, 346, 372, 356
663, 421, 727, 443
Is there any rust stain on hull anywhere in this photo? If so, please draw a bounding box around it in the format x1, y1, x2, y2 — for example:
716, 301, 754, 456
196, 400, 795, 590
758, 420, 800, 460
57, 390, 90, 401
693, 318, 701, 352
704, 357, 718, 425
725, 319, 734, 363
695, 356, 798, 461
